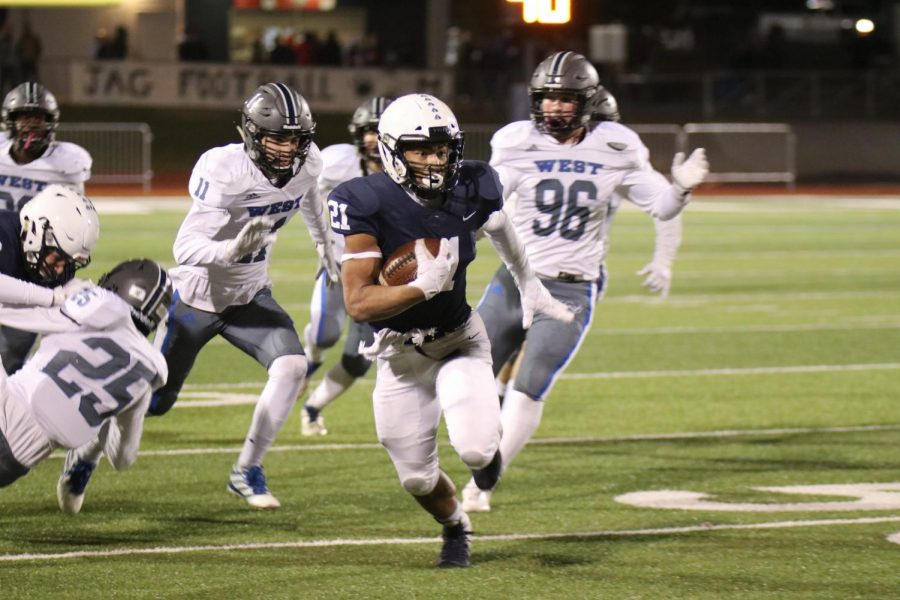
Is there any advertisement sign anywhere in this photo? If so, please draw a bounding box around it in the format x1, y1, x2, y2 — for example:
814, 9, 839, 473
69, 62, 453, 113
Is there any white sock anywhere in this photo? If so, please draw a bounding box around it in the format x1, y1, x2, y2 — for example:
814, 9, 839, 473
498, 390, 544, 475
238, 355, 307, 468
306, 363, 356, 411
495, 378, 508, 399
302, 323, 325, 365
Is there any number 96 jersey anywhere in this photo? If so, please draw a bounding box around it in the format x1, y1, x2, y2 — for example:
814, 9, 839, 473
5, 288, 168, 449
489, 120, 673, 283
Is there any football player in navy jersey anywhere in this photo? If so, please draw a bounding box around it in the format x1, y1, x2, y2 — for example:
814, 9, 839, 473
0, 184, 98, 324
0, 83, 94, 375
328, 93, 572, 568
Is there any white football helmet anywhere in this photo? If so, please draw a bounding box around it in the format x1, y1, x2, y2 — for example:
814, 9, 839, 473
377, 94, 464, 200
20, 185, 100, 285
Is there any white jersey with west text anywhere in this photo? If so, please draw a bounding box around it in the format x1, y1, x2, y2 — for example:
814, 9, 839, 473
2, 287, 167, 449
170, 142, 323, 312
490, 120, 682, 282
0, 138, 92, 211
318, 143, 363, 258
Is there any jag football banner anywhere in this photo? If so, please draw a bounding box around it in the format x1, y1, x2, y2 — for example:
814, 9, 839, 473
69, 61, 453, 113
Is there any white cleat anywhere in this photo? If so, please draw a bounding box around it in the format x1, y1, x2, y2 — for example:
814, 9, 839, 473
56, 450, 96, 515
461, 481, 492, 513
300, 404, 328, 437
227, 464, 281, 509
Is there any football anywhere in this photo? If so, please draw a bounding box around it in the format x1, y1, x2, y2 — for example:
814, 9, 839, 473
379, 238, 442, 286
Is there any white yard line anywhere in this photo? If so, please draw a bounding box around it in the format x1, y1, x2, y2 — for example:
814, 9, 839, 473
51, 423, 899, 459
3, 515, 900, 562
592, 321, 900, 336
175, 362, 900, 402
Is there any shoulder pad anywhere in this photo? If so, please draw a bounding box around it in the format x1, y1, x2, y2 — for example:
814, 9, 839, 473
193, 144, 246, 190
320, 145, 362, 191
457, 161, 503, 203
62, 288, 131, 330
490, 121, 534, 152
47, 142, 93, 180
330, 174, 385, 218
592, 122, 645, 146
303, 142, 323, 179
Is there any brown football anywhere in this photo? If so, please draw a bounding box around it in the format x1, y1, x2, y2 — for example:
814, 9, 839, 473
379, 238, 442, 286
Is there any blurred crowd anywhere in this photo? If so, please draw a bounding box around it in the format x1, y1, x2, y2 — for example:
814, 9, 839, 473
0, 16, 42, 97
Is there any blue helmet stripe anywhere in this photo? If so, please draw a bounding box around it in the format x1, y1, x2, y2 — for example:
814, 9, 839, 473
141, 265, 168, 314
272, 82, 298, 126
550, 51, 572, 76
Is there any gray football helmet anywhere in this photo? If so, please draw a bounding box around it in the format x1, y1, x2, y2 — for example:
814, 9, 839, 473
594, 90, 620, 123
239, 82, 316, 184
348, 96, 393, 166
98, 258, 173, 336
529, 51, 604, 139
1, 82, 60, 160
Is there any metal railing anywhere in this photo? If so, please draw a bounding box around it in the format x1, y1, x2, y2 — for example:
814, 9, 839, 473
463, 122, 796, 187
56, 123, 153, 191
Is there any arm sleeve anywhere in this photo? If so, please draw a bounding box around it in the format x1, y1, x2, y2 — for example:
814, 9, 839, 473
171, 202, 233, 266
0, 273, 54, 307
172, 153, 240, 266
100, 392, 149, 471
0, 305, 80, 334
651, 214, 683, 270
298, 184, 330, 245
618, 144, 690, 221
482, 208, 535, 286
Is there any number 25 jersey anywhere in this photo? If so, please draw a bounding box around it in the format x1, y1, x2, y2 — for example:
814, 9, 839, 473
5, 288, 168, 449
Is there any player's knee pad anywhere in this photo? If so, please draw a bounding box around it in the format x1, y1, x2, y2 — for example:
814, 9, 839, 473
268, 354, 308, 382
340, 353, 372, 378
400, 471, 439, 496
459, 448, 495, 470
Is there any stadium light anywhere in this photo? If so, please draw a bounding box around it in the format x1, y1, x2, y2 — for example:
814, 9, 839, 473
0, 0, 121, 4
855, 18, 875, 35
507, 0, 571, 25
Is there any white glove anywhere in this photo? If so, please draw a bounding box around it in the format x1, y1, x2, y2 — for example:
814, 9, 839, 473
51, 286, 67, 307
50, 278, 94, 307
316, 241, 340, 285
221, 217, 276, 263
408, 237, 459, 301
636, 263, 672, 299
520, 277, 575, 329
671, 148, 709, 191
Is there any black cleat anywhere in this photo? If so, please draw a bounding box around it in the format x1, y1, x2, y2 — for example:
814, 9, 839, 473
436, 522, 472, 568
471, 449, 502, 491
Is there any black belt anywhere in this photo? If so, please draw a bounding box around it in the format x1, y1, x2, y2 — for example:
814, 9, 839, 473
403, 321, 467, 346
555, 272, 588, 283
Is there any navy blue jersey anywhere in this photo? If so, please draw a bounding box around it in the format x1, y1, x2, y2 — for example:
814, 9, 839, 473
330, 160, 503, 333
0, 210, 28, 280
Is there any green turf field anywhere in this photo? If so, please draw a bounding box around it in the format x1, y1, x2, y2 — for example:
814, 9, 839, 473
2, 195, 899, 599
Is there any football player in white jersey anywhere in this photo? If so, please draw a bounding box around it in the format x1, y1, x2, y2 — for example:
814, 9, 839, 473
463, 51, 708, 513
298, 96, 391, 436
0, 83, 94, 375
493, 92, 683, 400
147, 83, 339, 509
0, 258, 170, 517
